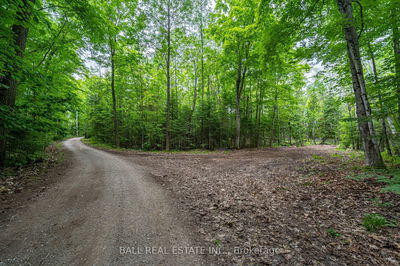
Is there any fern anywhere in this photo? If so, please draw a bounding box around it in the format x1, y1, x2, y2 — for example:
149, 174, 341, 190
381, 184, 400, 195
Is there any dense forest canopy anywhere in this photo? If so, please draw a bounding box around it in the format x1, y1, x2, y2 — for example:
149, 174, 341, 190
1, 0, 399, 167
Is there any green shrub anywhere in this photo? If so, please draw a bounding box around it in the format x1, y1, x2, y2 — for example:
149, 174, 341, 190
371, 198, 393, 207
330, 153, 344, 159
311, 154, 324, 161
381, 151, 400, 166
348, 151, 364, 160
326, 228, 341, 237
361, 213, 396, 232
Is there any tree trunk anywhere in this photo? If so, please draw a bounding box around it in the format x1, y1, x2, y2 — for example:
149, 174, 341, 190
165, 1, 171, 151
312, 121, 316, 144
392, 1, 400, 123
234, 41, 249, 149
347, 104, 355, 149
336, 0, 384, 168
200, 16, 205, 102
269, 87, 278, 147
0, 0, 35, 166
189, 60, 197, 135
110, 38, 119, 147
235, 65, 242, 149
368, 42, 392, 156
255, 80, 260, 147
235, 66, 247, 149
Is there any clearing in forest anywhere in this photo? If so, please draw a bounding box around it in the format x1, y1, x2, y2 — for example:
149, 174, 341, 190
122, 145, 400, 265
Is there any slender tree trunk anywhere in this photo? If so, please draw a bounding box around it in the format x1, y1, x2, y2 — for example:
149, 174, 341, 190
207, 75, 211, 148
255, 80, 264, 148
165, 2, 171, 151
35, 21, 66, 70
235, 69, 242, 149
0, 0, 35, 166
234, 41, 249, 149
235, 67, 247, 149
312, 121, 316, 144
277, 103, 280, 145
172, 57, 177, 121
255, 80, 260, 147
110, 38, 119, 147
368, 42, 392, 156
190, 60, 197, 137
270, 87, 278, 147
347, 104, 355, 149
140, 81, 145, 149
200, 17, 205, 102
392, 1, 400, 123
336, 0, 384, 167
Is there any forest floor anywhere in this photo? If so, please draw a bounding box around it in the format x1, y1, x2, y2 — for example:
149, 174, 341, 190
111, 144, 400, 265
0, 143, 68, 218
1, 140, 399, 265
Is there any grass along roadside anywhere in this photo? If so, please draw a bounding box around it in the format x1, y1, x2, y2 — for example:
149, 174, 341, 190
81, 137, 224, 155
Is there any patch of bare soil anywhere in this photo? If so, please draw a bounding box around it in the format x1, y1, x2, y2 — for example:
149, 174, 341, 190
0, 144, 71, 222
127, 145, 400, 265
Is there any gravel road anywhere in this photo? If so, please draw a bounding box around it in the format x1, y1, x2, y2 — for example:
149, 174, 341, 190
0, 138, 206, 265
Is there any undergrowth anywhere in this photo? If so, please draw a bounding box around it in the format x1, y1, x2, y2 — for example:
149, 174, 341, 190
361, 213, 396, 232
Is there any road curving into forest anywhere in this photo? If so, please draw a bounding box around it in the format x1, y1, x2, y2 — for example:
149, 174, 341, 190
0, 138, 205, 265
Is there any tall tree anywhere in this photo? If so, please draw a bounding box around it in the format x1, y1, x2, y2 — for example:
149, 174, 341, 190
165, 0, 172, 151
0, 0, 35, 166
392, 0, 400, 123
336, 0, 384, 167
110, 36, 119, 147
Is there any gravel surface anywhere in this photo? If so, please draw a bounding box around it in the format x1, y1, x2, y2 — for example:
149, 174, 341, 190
1, 140, 399, 265
0, 138, 209, 265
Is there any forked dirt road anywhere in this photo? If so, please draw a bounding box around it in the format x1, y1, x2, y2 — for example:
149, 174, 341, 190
0, 138, 206, 265
1, 139, 399, 265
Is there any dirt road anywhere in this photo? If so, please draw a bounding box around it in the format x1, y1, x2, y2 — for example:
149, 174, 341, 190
1, 140, 399, 265
0, 138, 205, 265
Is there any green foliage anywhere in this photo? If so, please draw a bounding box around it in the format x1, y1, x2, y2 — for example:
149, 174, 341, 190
348, 151, 365, 161
82, 138, 117, 150
0, 0, 92, 166
361, 213, 396, 232
0, 104, 68, 166
326, 228, 342, 237
346, 167, 400, 194
311, 155, 324, 161
319, 94, 341, 142
330, 153, 344, 159
380, 184, 400, 195
381, 152, 400, 167
213, 239, 221, 247
371, 198, 393, 208
372, 169, 400, 195
1, 0, 400, 169
345, 172, 376, 181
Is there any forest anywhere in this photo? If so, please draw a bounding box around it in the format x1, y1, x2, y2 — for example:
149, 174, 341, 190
1, 0, 400, 168
2, 1, 400, 265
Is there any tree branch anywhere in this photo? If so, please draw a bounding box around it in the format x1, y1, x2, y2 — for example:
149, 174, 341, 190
352, 0, 364, 39
35, 20, 67, 69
